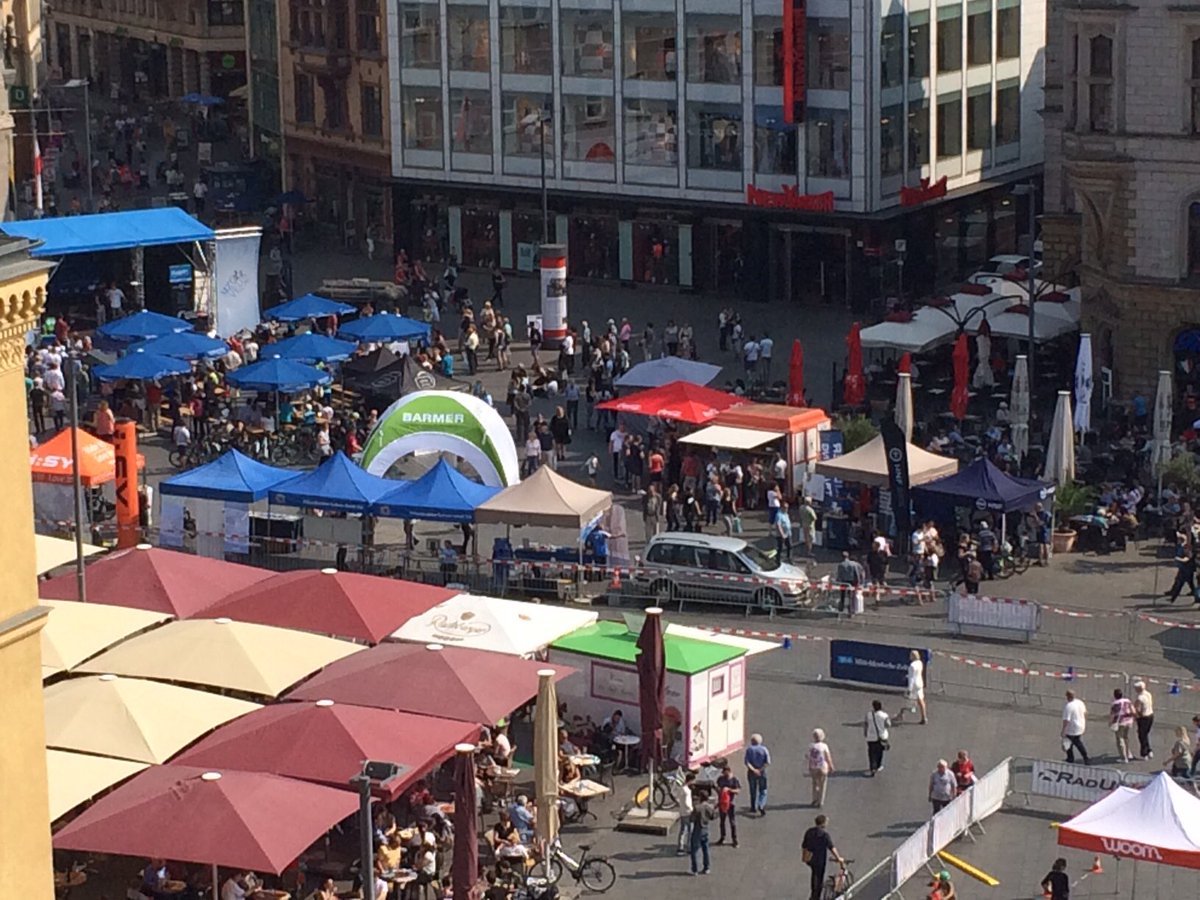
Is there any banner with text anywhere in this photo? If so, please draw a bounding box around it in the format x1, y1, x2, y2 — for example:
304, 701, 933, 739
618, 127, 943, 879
830, 640, 930, 688
1030, 759, 1124, 803
212, 228, 262, 338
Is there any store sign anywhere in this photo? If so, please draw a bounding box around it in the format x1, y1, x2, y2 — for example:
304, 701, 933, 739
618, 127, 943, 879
745, 184, 835, 212
1030, 760, 1124, 802
782, 0, 807, 123
900, 176, 949, 207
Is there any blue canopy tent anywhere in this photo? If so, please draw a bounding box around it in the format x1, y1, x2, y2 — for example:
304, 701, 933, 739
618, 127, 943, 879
269, 451, 394, 514
93, 348, 192, 382
912, 457, 1053, 514
128, 331, 228, 360
2, 208, 214, 257
160, 449, 299, 503
97, 310, 194, 342
264, 293, 356, 322
266, 333, 357, 363
226, 357, 332, 392
372, 459, 502, 523
338, 313, 431, 344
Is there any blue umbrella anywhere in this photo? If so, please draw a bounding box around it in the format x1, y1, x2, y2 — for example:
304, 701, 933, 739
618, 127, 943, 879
97, 310, 193, 342
93, 349, 192, 382
226, 357, 332, 392
266, 333, 357, 363
128, 331, 228, 361
264, 293, 356, 322
339, 313, 431, 344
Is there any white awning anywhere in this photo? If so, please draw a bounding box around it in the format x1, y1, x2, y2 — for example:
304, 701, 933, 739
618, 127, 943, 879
679, 425, 785, 451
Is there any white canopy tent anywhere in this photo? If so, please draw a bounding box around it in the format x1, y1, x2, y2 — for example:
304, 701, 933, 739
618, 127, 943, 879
679, 425, 785, 451
860, 310, 956, 354
813, 435, 958, 487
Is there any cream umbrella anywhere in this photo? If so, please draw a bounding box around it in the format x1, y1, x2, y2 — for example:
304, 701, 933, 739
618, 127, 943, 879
35, 534, 104, 576
46, 748, 147, 821
894, 372, 914, 441
1042, 390, 1076, 487
44, 674, 261, 764
1010, 355, 1030, 461
533, 668, 559, 843
1153, 370, 1174, 478
41, 599, 171, 679
78, 618, 366, 697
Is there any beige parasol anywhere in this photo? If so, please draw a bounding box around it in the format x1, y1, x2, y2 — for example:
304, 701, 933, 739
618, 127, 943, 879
45, 748, 148, 822
533, 668, 560, 842
41, 599, 171, 679
35, 534, 104, 576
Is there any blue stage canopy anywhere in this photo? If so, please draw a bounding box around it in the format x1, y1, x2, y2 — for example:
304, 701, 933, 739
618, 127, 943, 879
373, 459, 501, 522
269, 451, 394, 513
912, 457, 1054, 515
160, 449, 299, 502
2, 208, 214, 257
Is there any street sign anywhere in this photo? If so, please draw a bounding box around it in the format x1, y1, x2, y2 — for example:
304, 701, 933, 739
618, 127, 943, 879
9, 84, 29, 108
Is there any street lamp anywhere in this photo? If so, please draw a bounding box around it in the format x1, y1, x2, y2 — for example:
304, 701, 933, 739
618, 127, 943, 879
349, 759, 407, 900
62, 78, 93, 212
1012, 181, 1038, 384
521, 109, 552, 244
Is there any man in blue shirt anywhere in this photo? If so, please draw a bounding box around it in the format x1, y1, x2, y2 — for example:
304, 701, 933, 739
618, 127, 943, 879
509, 795, 535, 842
743, 733, 771, 815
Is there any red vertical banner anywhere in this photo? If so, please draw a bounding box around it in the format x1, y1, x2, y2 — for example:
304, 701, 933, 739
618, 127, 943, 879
113, 420, 141, 548
782, 0, 808, 124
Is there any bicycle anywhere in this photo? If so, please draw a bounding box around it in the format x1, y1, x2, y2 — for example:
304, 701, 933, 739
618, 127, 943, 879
529, 837, 617, 893
995, 538, 1032, 579
821, 860, 855, 900
636, 766, 684, 811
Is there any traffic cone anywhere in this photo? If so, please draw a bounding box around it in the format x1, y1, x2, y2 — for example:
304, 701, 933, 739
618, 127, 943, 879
1090, 856, 1103, 874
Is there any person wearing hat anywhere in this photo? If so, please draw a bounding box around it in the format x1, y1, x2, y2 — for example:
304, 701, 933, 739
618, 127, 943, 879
1133, 680, 1155, 760
928, 870, 955, 900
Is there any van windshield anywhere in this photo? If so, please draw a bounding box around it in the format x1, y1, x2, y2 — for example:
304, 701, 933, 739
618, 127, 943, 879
742, 544, 781, 572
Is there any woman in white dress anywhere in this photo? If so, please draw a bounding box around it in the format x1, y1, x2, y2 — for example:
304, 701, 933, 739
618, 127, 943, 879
895, 650, 927, 724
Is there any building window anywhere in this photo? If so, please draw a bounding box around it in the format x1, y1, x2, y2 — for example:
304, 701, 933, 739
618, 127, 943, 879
321, 76, 347, 130
967, 1, 991, 66
686, 16, 742, 84
754, 17, 784, 86
807, 108, 851, 178
501, 6, 552, 75
624, 99, 677, 166
881, 103, 904, 176
908, 98, 930, 167
360, 83, 383, 137
881, 14, 904, 89
356, 0, 381, 53
562, 11, 614, 77
399, 4, 440, 68
1188, 201, 1200, 276
1087, 34, 1114, 132
754, 108, 797, 175
996, 79, 1020, 145
502, 93, 553, 159
209, 0, 244, 26
967, 88, 990, 150
330, 1, 349, 50
624, 14, 677, 81
562, 95, 616, 175
909, 12, 930, 79
294, 71, 314, 123
291, 0, 326, 47
937, 92, 962, 158
688, 103, 743, 169
450, 89, 492, 154
448, 6, 489, 72
811, 18, 851, 90
1191, 38, 1200, 133
997, 0, 1020, 59
937, 7, 963, 73
403, 87, 443, 150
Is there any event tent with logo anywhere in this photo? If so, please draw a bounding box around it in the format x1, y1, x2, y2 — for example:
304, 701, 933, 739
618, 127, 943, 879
372, 458, 502, 522
1057, 772, 1200, 869
389, 593, 598, 656
596, 380, 746, 425
30, 427, 145, 486
160, 449, 299, 502
912, 457, 1053, 514
268, 451, 394, 513
475, 465, 612, 528
813, 435, 958, 488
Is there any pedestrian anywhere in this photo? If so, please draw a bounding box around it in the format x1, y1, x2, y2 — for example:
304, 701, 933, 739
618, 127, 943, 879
743, 732, 770, 815
801, 814, 845, 900
928, 759, 957, 814
703, 475, 721, 527
1133, 680, 1155, 760
834, 550, 866, 615
564, 380, 580, 430
676, 771, 695, 855
895, 650, 927, 724
963, 552, 983, 594
759, 331, 774, 381
490, 264, 506, 307
1034, 501, 1053, 565
28, 377, 46, 434
774, 500, 793, 562
715, 763, 740, 847
608, 423, 626, 483
742, 334, 760, 381
1040, 858, 1069, 900
806, 728, 834, 807
796, 496, 817, 555
1109, 688, 1136, 763
1165, 528, 1195, 602
864, 699, 891, 776
584, 453, 599, 485
976, 519, 997, 579
688, 787, 714, 875
549, 406, 571, 463
1190, 714, 1200, 778
950, 749, 976, 791
642, 483, 663, 537
523, 430, 541, 477
1165, 725, 1193, 777
766, 479, 781, 524
192, 178, 208, 216
1061, 689, 1090, 764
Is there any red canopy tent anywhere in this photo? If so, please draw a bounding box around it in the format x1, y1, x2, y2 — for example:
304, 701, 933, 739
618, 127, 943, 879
286, 641, 573, 724
596, 380, 746, 425
39, 544, 272, 617
30, 427, 145, 486
195, 568, 457, 642
52, 765, 358, 874
174, 700, 478, 799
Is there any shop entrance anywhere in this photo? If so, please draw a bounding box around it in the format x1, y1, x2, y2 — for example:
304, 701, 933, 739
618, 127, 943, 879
769, 224, 850, 305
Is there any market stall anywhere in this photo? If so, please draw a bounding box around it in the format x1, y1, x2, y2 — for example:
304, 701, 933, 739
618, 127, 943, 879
548, 619, 748, 766
372, 458, 502, 523
912, 457, 1054, 540
30, 428, 146, 535
814, 435, 957, 487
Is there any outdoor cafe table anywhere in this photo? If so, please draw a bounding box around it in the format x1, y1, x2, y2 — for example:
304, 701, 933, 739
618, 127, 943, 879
561, 778, 610, 822
613, 735, 640, 773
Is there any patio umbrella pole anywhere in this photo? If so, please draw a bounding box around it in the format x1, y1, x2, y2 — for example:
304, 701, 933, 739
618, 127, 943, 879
211, 863, 219, 900
67, 359, 87, 601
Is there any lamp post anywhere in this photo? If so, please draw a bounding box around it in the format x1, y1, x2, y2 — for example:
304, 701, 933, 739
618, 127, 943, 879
523, 109, 552, 244
62, 79, 93, 212
350, 759, 406, 900
1012, 181, 1038, 384
65, 357, 86, 601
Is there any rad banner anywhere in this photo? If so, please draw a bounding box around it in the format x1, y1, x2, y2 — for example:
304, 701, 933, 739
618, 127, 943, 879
1031, 759, 1123, 802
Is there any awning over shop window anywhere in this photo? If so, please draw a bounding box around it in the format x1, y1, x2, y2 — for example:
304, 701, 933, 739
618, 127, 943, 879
679, 425, 785, 451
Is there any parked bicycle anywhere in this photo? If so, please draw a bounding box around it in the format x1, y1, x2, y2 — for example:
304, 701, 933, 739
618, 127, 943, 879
169, 436, 227, 470
821, 860, 854, 900
636, 766, 683, 810
529, 838, 617, 893
996, 538, 1032, 579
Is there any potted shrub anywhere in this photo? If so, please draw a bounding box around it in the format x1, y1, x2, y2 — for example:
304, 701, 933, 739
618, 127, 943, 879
1051, 481, 1098, 553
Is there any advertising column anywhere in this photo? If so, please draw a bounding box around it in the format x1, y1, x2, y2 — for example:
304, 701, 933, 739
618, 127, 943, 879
113, 420, 141, 549
540, 243, 568, 349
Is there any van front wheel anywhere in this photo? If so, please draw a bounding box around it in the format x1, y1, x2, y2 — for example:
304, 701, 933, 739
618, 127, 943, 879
755, 588, 782, 610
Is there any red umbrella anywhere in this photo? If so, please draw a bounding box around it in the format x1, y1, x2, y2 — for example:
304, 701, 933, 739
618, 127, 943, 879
843, 322, 866, 406
786, 339, 805, 406
636, 608, 666, 769
39, 544, 272, 617
595, 380, 746, 425
173, 700, 478, 799
898, 352, 912, 374
194, 568, 457, 642
951, 332, 970, 420
451, 744, 479, 900
286, 642, 574, 724
52, 765, 358, 874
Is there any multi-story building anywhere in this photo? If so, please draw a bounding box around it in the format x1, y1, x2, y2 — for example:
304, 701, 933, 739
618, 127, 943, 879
1042, 0, 1200, 398
278, 0, 394, 257
45, 0, 246, 101
387, 0, 1045, 303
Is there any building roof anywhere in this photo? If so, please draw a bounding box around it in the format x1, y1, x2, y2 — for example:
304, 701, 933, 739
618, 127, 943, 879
551, 620, 744, 675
